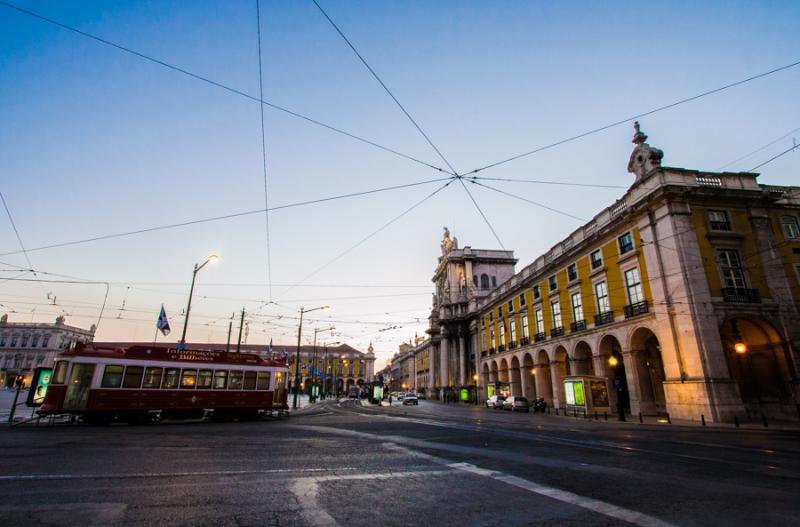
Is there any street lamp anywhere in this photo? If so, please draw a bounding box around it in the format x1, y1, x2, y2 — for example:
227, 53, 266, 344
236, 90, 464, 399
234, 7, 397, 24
293, 305, 330, 409
310, 325, 336, 402
179, 254, 219, 349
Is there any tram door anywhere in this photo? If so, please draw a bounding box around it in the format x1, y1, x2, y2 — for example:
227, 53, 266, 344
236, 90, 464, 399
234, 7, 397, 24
63, 364, 95, 411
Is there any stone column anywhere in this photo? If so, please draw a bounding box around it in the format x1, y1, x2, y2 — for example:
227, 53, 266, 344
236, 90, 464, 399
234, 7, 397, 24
439, 330, 450, 397
622, 350, 643, 416
550, 360, 565, 409
429, 346, 436, 392
458, 332, 466, 386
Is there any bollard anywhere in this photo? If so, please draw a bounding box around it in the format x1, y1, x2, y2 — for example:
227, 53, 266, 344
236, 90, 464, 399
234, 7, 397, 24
762, 414, 768, 428
573, 408, 577, 418
603, 412, 607, 421
701, 414, 706, 427
666, 413, 671, 424
594, 411, 598, 420
734, 415, 739, 428
796, 404, 800, 420
556, 408, 559, 416
639, 412, 643, 424
546, 406, 550, 415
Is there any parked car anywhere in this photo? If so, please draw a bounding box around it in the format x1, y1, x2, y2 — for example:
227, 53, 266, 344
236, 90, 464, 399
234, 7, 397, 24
402, 394, 419, 405
502, 396, 530, 412
485, 395, 506, 409
397, 393, 406, 400
416, 392, 426, 400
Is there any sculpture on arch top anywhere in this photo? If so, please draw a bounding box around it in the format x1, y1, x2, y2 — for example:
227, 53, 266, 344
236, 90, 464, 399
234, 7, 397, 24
627, 121, 664, 182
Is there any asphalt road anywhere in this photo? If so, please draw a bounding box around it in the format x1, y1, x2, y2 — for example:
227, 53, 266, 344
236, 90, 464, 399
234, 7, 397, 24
1, 399, 798, 526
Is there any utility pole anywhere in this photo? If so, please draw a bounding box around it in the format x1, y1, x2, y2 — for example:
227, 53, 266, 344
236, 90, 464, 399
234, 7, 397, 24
225, 318, 233, 353
235, 307, 245, 353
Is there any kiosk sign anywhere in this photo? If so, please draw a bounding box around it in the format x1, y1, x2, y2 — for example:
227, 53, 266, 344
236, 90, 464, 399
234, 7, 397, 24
26, 367, 53, 407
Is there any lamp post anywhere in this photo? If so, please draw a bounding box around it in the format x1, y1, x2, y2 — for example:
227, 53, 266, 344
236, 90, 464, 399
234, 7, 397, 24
179, 254, 219, 349
293, 305, 330, 409
309, 326, 336, 402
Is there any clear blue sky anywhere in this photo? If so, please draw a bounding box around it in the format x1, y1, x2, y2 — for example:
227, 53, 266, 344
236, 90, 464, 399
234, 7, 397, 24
2, 0, 798, 368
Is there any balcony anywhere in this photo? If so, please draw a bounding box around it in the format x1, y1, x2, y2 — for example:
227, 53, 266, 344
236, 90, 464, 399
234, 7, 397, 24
534, 332, 546, 343
594, 311, 614, 326
721, 287, 760, 303
508, 341, 517, 350
709, 220, 731, 231
550, 326, 565, 338
498, 344, 506, 352
520, 336, 530, 346
624, 301, 649, 318
489, 347, 495, 354
570, 320, 586, 333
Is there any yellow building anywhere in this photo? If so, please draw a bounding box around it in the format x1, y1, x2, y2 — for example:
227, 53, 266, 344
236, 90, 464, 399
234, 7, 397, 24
476, 124, 799, 423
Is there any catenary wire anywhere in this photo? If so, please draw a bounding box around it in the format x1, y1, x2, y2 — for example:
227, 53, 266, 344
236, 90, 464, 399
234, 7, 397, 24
716, 126, 800, 170
255, 0, 273, 301
457, 178, 505, 249
0, 176, 453, 257
748, 142, 800, 171
0, 191, 38, 277
311, 0, 458, 176
466, 178, 586, 222
0, 0, 451, 175
468, 176, 627, 189
464, 58, 800, 176
277, 177, 457, 298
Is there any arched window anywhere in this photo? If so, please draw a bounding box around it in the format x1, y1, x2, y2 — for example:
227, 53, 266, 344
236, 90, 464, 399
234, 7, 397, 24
480, 274, 489, 289
781, 215, 799, 239
492, 276, 497, 287
472, 275, 478, 287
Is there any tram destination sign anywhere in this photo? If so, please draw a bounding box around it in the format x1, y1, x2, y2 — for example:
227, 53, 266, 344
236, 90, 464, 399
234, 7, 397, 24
121, 346, 262, 365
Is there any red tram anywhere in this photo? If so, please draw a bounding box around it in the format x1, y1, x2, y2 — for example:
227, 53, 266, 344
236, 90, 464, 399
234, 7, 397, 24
38, 344, 289, 424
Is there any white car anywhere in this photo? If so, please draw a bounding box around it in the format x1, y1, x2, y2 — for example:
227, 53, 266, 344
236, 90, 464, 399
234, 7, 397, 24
485, 395, 506, 409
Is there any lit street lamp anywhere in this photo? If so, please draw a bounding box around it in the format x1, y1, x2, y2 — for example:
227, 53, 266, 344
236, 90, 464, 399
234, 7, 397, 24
179, 254, 219, 349
293, 305, 330, 409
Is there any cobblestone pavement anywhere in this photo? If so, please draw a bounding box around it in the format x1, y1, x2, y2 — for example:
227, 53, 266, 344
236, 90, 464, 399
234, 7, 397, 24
0, 399, 798, 526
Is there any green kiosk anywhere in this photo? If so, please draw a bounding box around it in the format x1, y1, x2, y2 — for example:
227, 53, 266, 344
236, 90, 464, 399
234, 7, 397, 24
563, 375, 611, 415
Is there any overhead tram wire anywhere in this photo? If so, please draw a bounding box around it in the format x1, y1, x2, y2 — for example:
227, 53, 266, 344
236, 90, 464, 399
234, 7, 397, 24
0, 176, 453, 258
255, 0, 273, 302
313, 1, 514, 261
466, 176, 627, 189
467, 179, 586, 222
457, 178, 505, 249
464, 58, 800, 176
0, 1, 451, 176
311, 0, 459, 176
717, 126, 800, 170
0, 191, 38, 278
277, 177, 457, 298
748, 142, 800, 172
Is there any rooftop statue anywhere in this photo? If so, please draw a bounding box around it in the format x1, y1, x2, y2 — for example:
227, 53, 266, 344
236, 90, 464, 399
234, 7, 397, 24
627, 121, 664, 182
441, 226, 458, 255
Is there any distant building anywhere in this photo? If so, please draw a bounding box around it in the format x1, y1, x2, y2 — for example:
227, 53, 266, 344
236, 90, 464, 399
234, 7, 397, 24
0, 315, 96, 387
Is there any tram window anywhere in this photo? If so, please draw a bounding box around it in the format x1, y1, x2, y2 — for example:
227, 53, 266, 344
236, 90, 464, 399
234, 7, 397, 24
181, 369, 197, 389
257, 372, 271, 390
142, 367, 163, 388
229, 371, 244, 390
123, 366, 144, 388
101, 365, 124, 388
197, 369, 213, 389
243, 371, 257, 390
213, 370, 228, 389
53, 360, 69, 384
163, 368, 180, 389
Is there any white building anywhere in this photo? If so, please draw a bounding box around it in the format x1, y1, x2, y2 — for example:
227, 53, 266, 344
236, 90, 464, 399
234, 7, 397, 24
0, 315, 96, 387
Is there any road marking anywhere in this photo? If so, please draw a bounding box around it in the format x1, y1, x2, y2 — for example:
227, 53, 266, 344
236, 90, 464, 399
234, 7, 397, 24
0, 466, 359, 482
453, 462, 674, 527
298, 426, 678, 527
291, 469, 452, 527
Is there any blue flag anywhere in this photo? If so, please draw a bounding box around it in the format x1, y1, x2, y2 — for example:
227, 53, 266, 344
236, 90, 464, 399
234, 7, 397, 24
157, 305, 171, 336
